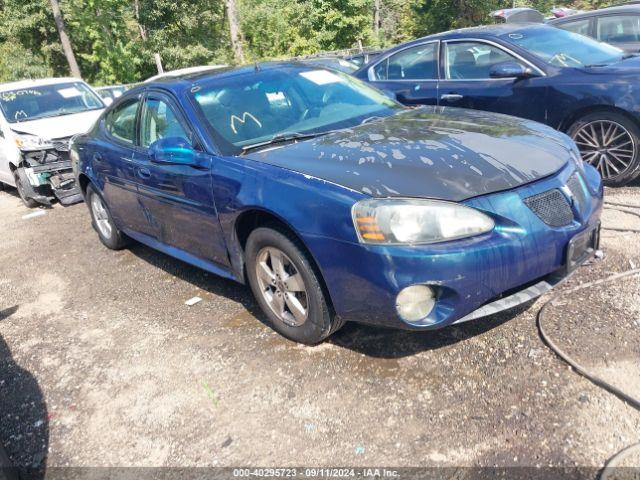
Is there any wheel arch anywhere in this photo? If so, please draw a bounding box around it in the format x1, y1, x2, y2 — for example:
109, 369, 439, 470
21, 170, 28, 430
559, 105, 640, 133
77, 173, 91, 197
232, 208, 336, 315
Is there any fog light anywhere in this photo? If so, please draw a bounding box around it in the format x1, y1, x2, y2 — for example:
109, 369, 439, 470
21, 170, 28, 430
396, 285, 435, 322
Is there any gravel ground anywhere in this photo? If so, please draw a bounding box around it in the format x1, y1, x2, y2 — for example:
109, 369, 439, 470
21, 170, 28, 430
0, 182, 639, 476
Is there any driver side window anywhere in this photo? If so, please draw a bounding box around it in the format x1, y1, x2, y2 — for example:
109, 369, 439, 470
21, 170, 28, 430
444, 42, 525, 80
140, 97, 191, 148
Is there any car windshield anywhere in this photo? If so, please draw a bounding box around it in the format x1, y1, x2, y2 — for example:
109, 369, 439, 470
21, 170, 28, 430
190, 66, 401, 155
501, 26, 626, 67
0, 81, 104, 123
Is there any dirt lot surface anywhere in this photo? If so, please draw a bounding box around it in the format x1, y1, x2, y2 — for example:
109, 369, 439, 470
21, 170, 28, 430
1, 181, 639, 475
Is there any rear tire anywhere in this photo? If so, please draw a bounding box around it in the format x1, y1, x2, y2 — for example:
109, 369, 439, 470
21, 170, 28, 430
86, 184, 128, 250
568, 111, 640, 187
245, 226, 341, 344
13, 169, 39, 208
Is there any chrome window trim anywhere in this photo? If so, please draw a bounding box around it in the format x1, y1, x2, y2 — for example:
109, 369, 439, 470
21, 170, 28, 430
441, 38, 547, 81
367, 40, 441, 82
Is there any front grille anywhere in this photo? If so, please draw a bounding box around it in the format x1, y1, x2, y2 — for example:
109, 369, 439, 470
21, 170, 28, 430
567, 172, 587, 214
524, 189, 574, 227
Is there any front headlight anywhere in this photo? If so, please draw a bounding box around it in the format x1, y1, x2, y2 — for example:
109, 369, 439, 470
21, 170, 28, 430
570, 147, 585, 172
352, 198, 495, 245
14, 134, 53, 151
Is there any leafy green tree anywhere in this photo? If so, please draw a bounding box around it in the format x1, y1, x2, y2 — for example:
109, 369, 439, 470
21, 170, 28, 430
65, 0, 140, 84
133, 0, 232, 74
0, 43, 53, 82
0, 0, 68, 76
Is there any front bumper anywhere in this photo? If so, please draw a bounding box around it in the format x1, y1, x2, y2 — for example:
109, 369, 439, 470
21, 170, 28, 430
20, 146, 82, 206
305, 162, 603, 330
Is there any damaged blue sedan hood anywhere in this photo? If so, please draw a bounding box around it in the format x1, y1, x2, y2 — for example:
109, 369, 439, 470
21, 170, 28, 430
245, 106, 572, 201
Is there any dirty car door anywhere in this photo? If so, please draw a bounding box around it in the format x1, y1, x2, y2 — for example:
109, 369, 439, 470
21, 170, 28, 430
437, 40, 547, 123
131, 91, 229, 267
94, 96, 150, 231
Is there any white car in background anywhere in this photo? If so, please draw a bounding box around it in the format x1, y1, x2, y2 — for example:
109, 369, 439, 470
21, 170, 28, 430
0, 77, 105, 207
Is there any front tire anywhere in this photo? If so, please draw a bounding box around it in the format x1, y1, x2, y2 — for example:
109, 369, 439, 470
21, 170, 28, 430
568, 111, 640, 187
86, 184, 128, 250
13, 169, 39, 208
245, 227, 341, 344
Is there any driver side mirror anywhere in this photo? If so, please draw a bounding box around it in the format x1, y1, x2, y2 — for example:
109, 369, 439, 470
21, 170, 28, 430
149, 137, 205, 168
489, 61, 538, 80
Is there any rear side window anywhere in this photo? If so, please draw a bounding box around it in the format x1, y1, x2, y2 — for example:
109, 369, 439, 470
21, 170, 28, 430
105, 99, 139, 144
557, 18, 591, 36
373, 43, 438, 80
597, 15, 640, 43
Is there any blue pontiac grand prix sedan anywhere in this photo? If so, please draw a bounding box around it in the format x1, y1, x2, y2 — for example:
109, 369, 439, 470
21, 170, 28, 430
355, 23, 640, 186
71, 63, 602, 344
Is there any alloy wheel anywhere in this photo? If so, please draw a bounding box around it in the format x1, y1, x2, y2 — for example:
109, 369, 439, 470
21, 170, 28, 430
571, 120, 636, 180
255, 246, 308, 327
91, 194, 112, 239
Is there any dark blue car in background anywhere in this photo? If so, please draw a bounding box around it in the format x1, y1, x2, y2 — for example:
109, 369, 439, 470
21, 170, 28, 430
355, 23, 640, 186
71, 63, 602, 344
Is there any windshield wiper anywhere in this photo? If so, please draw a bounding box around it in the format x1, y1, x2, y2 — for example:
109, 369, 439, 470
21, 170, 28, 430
588, 53, 640, 67
240, 131, 331, 154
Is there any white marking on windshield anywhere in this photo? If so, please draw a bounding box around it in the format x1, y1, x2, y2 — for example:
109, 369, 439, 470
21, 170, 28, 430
230, 112, 262, 134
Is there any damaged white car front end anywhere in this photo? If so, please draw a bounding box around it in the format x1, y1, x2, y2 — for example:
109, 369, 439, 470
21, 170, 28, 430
0, 78, 104, 207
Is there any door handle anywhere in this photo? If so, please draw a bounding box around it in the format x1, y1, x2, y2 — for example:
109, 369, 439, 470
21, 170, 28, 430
441, 93, 464, 102
93, 153, 103, 163
137, 167, 151, 179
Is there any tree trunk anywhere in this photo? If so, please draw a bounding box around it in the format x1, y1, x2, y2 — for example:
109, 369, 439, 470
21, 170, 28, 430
134, 0, 147, 40
48, 0, 82, 78
374, 0, 381, 37
225, 0, 245, 64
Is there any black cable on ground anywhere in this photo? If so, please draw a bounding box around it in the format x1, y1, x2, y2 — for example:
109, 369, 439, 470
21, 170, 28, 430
536, 268, 640, 479
604, 201, 640, 209
602, 203, 640, 234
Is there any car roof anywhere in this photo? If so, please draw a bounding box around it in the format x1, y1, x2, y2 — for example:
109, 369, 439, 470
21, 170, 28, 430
144, 65, 228, 83
139, 61, 337, 93
0, 77, 86, 93
374, 23, 551, 54
548, 4, 640, 23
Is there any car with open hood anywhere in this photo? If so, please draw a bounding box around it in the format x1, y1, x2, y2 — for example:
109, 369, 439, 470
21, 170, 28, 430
71, 63, 602, 344
0, 77, 105, 207
355, 23, 640, 187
